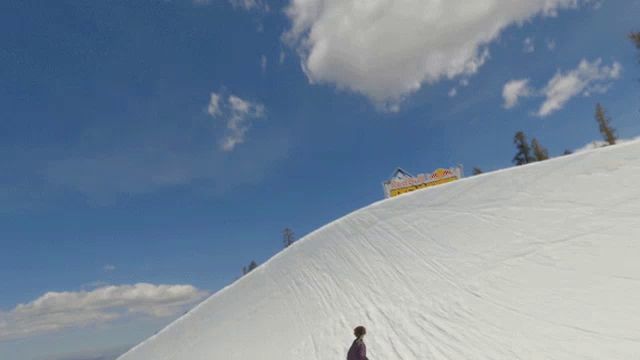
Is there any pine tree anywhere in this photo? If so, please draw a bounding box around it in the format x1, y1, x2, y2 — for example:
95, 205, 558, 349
595, 103, 617, 145
472, 167, 483, 175
630, 32, 640, 52
243, 260, 258, 275
248, 260, 258, 272
283, 228, 295, 248
513, 131, 534, 165
531, 138, 550, 161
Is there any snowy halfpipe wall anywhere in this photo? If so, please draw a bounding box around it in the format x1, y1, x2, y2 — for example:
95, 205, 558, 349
119, 141, 640, 360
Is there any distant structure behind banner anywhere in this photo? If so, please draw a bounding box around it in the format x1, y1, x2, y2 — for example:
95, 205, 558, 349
383, 166, 464, 198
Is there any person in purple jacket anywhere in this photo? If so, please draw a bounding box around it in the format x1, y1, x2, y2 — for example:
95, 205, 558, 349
347, 326, 369, 360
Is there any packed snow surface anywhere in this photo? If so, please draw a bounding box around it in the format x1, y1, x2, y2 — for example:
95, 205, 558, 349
119, 142, 640, 360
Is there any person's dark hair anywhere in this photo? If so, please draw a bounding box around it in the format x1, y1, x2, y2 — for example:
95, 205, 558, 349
354, 326, 366, 338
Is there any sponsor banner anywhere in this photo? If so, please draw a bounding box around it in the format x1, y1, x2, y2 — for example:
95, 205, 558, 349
383, 166, 463, 198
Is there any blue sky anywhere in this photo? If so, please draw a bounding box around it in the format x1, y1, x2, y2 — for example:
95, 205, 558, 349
1, 0, 639, 359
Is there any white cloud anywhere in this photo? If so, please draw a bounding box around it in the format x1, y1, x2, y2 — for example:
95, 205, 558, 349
523, 37, 536, 53
229, 0, 269, 11
547, 39, 557, 51
448, 88, 458, 97
103, 264, 116, 272
284, 0, 583, 105
194, 0, 269, 11
503, 79, 533, 109
0, 283, 208, 341
590, 0, 603, 10
279, 50, 286, 65
208, 93, 266, 152
207, 93, 221, 117
537, 59, 622, 117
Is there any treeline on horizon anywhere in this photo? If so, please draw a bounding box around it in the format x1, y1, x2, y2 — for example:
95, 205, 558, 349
240, 227, 295, 277
473, 31, 640, 176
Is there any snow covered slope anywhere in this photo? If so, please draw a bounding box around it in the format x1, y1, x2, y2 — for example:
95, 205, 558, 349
119, 142, 640, 360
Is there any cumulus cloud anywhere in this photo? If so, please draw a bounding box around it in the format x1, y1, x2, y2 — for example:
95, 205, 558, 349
448, 88, 458, 98
0, 283, 208, 341
537, 59, 622, 117
284, 0, 584, 105
547, 39, 557, 51
503, 79, 533, 109
503, 59, 621, 115
208, 93, 266, 152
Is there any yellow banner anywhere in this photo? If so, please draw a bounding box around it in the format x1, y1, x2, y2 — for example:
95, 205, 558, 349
389, 177, 458, 197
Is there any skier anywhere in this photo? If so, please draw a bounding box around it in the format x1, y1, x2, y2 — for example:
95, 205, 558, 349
347, 326, 369, 360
